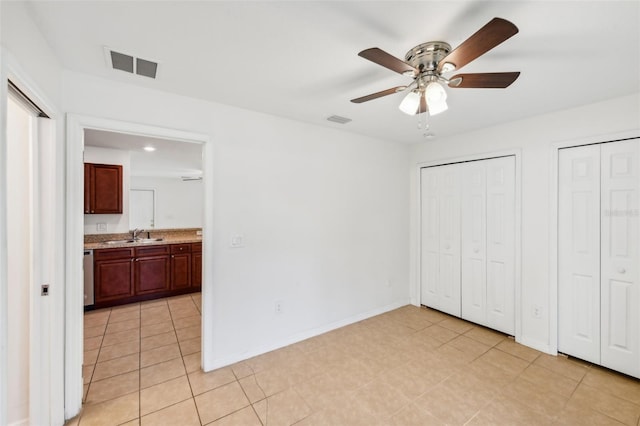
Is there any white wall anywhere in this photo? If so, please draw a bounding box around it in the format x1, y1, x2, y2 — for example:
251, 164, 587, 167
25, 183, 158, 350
410, 93, 640, 353
84, 146, 131, 234
63, 70, 411, 365
130, 176, 203, 229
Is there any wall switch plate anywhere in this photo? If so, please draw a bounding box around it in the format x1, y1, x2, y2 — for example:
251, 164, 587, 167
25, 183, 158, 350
230, 234, 244, 248
532, 305, 542, 319
97, 223, 107, 232
275, 300, 283, 314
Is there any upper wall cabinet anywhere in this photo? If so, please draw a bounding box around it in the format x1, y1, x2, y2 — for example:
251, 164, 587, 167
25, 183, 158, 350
85, 163, 123, 214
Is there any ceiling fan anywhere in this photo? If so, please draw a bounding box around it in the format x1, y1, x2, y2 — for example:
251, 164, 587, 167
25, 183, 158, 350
351, 17, 520, 116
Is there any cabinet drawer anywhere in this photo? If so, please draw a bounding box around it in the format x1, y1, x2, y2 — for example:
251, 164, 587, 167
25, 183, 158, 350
94, 248, 134, 261
191, 242, 202, 253
171, 244, 191, 254
135, 245, 170, 257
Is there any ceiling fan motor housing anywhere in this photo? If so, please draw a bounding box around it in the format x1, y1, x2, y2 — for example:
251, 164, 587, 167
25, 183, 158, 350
404, 41, 451, 74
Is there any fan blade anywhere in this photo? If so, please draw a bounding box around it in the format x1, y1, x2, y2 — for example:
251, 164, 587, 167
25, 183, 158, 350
358, 48, 417, 75
437, 17, 519, 73
417, 94, 428, 114
448, 72, 520, 88
350, 86, 406, 103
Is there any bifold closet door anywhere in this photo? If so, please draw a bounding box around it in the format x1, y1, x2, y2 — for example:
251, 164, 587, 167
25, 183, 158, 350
420, 164, 461, 317
461, 156, 515, 335
600, 140, 640, 377
558, 144, 602, 364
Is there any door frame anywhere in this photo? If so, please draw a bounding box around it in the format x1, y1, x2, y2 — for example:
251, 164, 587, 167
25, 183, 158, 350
1, 48, 62, 426
413, 149, 522, 341
64, 114, 213, 419
549, 129, 640, 355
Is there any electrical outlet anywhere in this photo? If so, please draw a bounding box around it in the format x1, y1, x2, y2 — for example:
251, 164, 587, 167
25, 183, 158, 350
275, 300, 283, 314
532, 305, 542, 319
230, 234, 244, 248
97, 223, 107, 232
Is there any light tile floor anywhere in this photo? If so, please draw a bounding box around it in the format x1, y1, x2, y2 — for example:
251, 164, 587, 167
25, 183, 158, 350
67, 293, 640, 425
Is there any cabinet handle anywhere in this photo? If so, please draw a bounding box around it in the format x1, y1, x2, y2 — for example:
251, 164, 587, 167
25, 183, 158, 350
618, 267, 626, 274
130, 259, 134, 262
172, 255, 174, 258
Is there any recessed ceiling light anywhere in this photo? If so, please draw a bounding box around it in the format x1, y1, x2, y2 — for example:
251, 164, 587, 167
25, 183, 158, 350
143, 146, 156, 152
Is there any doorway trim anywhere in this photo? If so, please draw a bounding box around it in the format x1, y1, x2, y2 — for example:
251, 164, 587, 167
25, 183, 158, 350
65, 114, 212, 419
549, 129, 640, 356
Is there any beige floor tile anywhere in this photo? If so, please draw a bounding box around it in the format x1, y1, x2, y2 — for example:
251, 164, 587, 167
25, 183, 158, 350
378, 361, 443, 400
238, 375, 267, 404
188, 366, 236, 395
169, 306, 200, 320
141, 312, 172, 327
495, 338, 541, 362
390, 403, 445, 426
101, 329, 139, 347
466, 395, 552, 425
83, 311, 111, 328
84, 336, 103, 351
582, 366, 640, 405
110, 303, 140, 314
179, 336, 201, 356
119, 419, 140, 426
140, 298, 168, 310
140, 305, 170, 318
141, 330, 177, 352
446, 334, 491, 358
533, 353, 589, 381
416, 324, 459, 344
140, 342, 181, 367
140, 321, 174, 338
207, 406, 262, 426
555, 404, 627, 425
253, 388, 311, 426
84, 324, 106, 339
183, 352, 201, 373
229, 361, 254, 379
97, 340, 140, 363
83, 364, 95, 385
503, 376, 569, 418
172, 315, 201, 330
519, 363, 579, 398
195, 381, 250, 424
464, 326, 506, 346
351, 378, 411, 419
92, 353, 139, 382
105, 318, 140, 335
439, 317, 475, 334
567, 383, 640, 425
140, 375, 193, 416
78, 392, 139, 426
84, 349, 99, 366
140, 357, 186, 389
108, 309, 140, 324
85, 371, 139, 404
176, 324, 201, 342
140, 398, 200, 426
476, 347, 530, 376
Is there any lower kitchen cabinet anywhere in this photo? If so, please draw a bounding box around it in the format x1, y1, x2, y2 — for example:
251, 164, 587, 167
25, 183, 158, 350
92, 241, 201, 308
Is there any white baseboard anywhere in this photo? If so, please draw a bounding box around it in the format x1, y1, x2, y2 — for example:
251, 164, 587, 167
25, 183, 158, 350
8, 418, 29, 426
207, 298, 411, 370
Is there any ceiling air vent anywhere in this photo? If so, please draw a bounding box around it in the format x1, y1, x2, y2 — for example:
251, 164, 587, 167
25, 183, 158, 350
327, 115, 352, 124
105, 47, 159, 79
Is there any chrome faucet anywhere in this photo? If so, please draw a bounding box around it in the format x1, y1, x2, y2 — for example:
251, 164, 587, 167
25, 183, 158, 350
132, 228, 145, 240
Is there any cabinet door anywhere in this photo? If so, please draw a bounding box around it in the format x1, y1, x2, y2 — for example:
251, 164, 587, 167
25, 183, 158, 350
600, 139, 640, 377
135, 255, 170, 295
461, 161, 487, 325
420, 164, 461, 316
558, 145, 601, 363
88, 163, 123, 214
192, 251, 202, 288
171, 253, 192, 289
95, 258, 134, 302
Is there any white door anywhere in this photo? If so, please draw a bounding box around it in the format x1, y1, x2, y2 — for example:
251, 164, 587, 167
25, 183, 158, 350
600, 139, 640, 377
420, 164, 461, 316
461, 161, 487, 325
485, 156, 516, 334
130, 189, 155, 229
558, 144, 602, 363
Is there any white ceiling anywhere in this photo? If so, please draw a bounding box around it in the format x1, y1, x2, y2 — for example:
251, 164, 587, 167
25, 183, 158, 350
28, 1, 640, 144
84, 129, 202, 178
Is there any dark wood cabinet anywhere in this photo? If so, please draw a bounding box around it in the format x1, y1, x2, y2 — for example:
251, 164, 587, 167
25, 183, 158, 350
191, 242, 202, 288
94, 248, 135, 303
171, 244, 192, 289
92, 242, 202, 308
84, 163, 123, 214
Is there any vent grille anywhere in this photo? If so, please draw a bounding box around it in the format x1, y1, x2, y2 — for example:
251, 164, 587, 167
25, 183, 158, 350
105, 47, 158, 79
327, 115, 352, 124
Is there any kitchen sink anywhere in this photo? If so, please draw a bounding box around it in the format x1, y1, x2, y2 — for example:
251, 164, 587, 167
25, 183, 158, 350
104, 238, 164, 244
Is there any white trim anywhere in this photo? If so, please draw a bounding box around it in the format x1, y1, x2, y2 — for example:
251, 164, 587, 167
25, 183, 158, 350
548, 129, 640, 356
412, 148, 523, 341
1, 46, 62, 426
65, 115, 212, 418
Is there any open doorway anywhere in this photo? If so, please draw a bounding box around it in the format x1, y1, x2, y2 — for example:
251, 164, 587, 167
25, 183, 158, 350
65, 116, 213, 420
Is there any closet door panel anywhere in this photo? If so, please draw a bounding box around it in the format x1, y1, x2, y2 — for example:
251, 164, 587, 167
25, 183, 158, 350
438, 164, 461, 316
558, 145, 601, 363
461, 161, 487, 324
485, 157, 516, 334
420, 167, 440, 308
601, 139, 640, 377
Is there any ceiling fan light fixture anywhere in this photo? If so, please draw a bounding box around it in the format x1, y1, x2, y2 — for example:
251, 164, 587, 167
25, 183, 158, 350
441, 62, 456, 73
399, 90, 421, 115
425, 81, 448, 115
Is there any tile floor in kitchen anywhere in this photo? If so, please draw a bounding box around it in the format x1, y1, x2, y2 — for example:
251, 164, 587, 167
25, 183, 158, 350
67, 292, 640, 425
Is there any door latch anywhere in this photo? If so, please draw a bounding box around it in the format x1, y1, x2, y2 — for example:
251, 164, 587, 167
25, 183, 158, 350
41, 284, 49, 296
